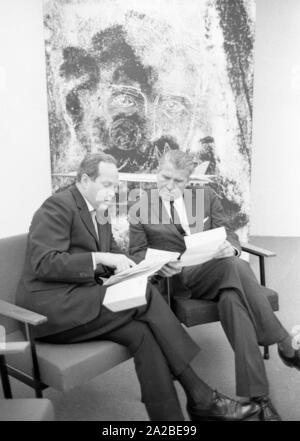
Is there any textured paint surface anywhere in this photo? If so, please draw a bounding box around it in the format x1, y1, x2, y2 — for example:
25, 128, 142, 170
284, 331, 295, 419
43, 0, 255, 246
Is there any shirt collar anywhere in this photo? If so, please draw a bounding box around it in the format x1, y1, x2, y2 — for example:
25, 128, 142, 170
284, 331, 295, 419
173, 195, 185, 210
82, 195, 95, 213
76, 186, 95, 213
162, 195, 184, 208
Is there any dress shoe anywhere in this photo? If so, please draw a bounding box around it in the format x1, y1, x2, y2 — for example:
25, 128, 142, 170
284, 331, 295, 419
187, 390, 260, 421
252, 398, 282, 421
278, 347, 300, 370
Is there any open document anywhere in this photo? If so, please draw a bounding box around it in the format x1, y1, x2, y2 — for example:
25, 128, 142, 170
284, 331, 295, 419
103, 250, 180, 287
180, 226, 226, 267
144, 248, 180, 263
103, 249, 180, 311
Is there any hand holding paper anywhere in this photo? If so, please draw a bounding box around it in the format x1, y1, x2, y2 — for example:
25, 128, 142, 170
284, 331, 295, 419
214, 239, 236, 259
103, 249, 180, 287
102, 248, 180, 312
157, 261, 182, 277
145, 248, 180, 263
180, 227, 227, 267
145, 248, 181, 277
94, 252, 136, 273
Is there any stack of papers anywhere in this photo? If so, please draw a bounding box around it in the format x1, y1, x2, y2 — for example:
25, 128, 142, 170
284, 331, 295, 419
181, 226, 226, 267
103, 249, 179, 312
103, 276, 148, 312
103, 227, 226, 312
103, 251, 179, 287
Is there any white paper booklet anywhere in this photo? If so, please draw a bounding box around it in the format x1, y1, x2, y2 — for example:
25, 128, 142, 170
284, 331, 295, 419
103, 250, 179, 287
102, 248, 181, 311
180, 226, 226, 267
103, 275, 148, 312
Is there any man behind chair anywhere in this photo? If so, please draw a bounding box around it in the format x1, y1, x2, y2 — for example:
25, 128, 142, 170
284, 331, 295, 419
16, 152, 259, 421
129, 149, 300, 421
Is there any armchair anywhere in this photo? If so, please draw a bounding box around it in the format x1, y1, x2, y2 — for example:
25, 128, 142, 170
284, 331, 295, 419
0, 234, 131, 399
0, 341, 54, 420
165, 242, 278, 360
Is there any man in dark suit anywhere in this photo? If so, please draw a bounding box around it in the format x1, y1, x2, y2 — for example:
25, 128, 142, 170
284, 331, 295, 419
16, 152, 259, 421
129, 150, 300, 421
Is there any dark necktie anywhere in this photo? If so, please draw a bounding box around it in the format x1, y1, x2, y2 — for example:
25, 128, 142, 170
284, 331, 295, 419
90, 210, 99, 240
169, 200, 186, 236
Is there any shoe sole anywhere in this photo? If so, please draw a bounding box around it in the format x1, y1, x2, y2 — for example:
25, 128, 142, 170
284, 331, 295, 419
278, 350, 300, 371
189, 410, 260, 422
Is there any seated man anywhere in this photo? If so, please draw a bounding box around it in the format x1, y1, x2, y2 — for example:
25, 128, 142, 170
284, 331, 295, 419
16, 152, 259, 422
129, 149, 300, 421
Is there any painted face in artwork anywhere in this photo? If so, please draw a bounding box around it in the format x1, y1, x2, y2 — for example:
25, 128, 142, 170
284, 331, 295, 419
59, 25, 196, 172
45, 1, 255, 236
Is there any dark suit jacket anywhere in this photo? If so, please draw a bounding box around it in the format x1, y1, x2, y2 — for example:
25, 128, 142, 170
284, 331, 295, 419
16, 185, 122, 338
129, 186, 241, 263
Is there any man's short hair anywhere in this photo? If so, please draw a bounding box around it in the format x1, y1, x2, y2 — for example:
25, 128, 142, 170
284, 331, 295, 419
76, 152, 117, 182
158, 150, 195, 177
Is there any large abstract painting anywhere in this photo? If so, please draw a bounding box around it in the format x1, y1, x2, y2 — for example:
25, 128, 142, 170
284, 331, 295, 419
43, 0, 256, 246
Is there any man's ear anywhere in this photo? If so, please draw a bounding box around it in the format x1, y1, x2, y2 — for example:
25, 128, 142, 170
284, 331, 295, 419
80, 173, 90, 189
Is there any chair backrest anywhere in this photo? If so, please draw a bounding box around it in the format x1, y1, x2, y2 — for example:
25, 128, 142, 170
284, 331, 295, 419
0, 234, 28, 333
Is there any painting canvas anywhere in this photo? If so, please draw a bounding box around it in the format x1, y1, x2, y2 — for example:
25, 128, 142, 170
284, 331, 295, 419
43, 0, 256, 247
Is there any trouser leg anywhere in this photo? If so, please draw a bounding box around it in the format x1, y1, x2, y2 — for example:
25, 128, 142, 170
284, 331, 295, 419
232, 259, 289, 345
181, 258, 287, 397
103, 320, 185, 421
39, 282, 200, 420
135, 282, 200, 376
218, 289, 269, 398
42, 282, 199, 374
182, 257, 288, 345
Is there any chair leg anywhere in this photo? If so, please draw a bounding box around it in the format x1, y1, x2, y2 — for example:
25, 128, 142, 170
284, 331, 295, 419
0, 354, 12, 398
166, 277, 171, 307
259, 256, 266, 286
263, 345, 270, 360
33, 381, 43, 398
25, 324, 43, 398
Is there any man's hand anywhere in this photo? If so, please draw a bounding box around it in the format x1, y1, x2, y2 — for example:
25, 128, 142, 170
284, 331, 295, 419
214, 240, 236, 259
94, 252, 136, 273
157, 261, 182, 277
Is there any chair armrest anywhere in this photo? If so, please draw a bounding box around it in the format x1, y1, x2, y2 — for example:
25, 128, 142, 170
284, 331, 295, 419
241, 243, 276, 258
0, 300, 47, 326
0, 342, 29, 355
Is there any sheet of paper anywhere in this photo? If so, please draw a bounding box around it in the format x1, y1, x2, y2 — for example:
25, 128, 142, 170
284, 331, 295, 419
103, 275, 148, 312
180, 226, 226, 267
103, 256, 173, 287
145, 248, 180, 262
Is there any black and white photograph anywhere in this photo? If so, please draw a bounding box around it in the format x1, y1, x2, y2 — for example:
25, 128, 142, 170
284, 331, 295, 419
0, 0, 300, 426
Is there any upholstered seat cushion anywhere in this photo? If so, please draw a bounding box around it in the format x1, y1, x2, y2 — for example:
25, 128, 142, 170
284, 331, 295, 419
6, 330, 131, 391
173, 291, 279, 327
0, 398, 54, 421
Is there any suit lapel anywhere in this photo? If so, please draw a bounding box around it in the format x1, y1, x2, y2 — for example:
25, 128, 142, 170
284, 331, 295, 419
184, 187, 205, 234
69, 185, 99, 247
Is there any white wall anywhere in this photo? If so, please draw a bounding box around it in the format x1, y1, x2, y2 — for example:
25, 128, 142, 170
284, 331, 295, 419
0, 0, 51, 239
250, 0, 300, 236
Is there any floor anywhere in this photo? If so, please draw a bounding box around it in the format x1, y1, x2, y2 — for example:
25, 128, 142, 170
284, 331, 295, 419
1, 236, 300, 421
